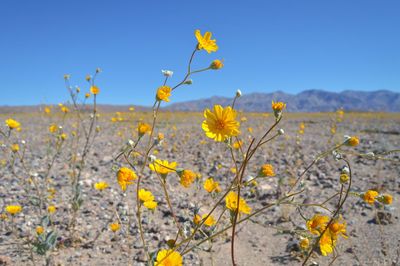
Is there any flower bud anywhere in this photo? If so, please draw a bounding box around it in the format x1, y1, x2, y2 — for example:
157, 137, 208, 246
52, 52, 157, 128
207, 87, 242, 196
183, 79, 193, 85
210, 59, 224, 70
161, 70, 174, 77
278, 128, 285, 135
236, 89, 242, 98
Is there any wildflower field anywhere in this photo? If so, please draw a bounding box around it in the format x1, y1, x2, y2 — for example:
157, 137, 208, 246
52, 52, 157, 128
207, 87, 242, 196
1, 31, 399, 266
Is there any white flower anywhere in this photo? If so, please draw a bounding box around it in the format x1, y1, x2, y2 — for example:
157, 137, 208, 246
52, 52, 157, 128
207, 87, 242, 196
161, 70, 173, 77
236, 89, 242, 97
149, 155, 157, 162
127, 139, 135, 147
341, 166, 350, 175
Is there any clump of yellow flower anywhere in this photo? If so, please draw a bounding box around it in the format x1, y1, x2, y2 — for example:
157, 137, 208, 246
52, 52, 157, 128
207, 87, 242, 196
149, 159, 177, 177
5, 205, 22, 215
117, 167, 137, 191
202, 105, 240, 142
110, 222, 120, 232
138, 122, 151, 136
139, 189, 158, 210
225, 191, 251, 215
155, 249, 183, 266
203, 178, 221, 193
90, 85, 100, 95
195, 29, 218, 53
362, 190, 378, 205
179, 169, 197, 188
47, 205, 56, 214
306, 214, 348, 256
259, 164, 275, 177
156, 86, 172, 102
5, 119, 20, 129
346, 136, 359, 147
94, 181, 109, 191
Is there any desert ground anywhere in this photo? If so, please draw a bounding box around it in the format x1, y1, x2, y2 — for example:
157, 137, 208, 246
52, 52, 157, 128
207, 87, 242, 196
1, 110, 399, 266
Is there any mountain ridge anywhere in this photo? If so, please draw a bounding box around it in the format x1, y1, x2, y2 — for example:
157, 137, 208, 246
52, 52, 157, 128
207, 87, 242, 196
164, 89, 400, 112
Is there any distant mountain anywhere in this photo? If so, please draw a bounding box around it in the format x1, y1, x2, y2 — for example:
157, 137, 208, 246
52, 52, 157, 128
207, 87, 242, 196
164, 90, 400, 112
1, 90, 399, 113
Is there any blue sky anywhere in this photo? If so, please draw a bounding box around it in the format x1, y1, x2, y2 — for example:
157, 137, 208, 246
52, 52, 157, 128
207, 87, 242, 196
1, 0, 399, 106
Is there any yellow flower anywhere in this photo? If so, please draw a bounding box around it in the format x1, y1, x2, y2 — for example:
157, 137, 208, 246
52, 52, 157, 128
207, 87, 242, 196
225, 191, 251, 215
5, 119, 20, 129
158, 132, 164, 141
232, 140, 243, 150
44, 107, 51, 114
247, 127, 253, 133
203, 178, 221, 193
210, 59, 224, 70
319, 230, 335, 256
193, 214, 202, 225
94, 182, 109, 191
306, 214, 329, 235
329, 218, 347, 239
179, 170, 197, 188
259, 164, 275, 177
202, 105, 240, 142
139, 189, 155, 202
339, 174, 349, 184
60, 133, 67, 140
117, 167, 137, 191
271, 101, 286, 119
129, 107, 135, 111
11, 144, 19, 153
90, 85, 100, 95
156, 86, 172, 102
85, 75, 91, 82
202, 214, 216, 226
299, 238, 309, 250
195, 29, 218, 53
149, 159, 177, 176
5, 205, 22, 215
378, 194, 393, 205
143, 201, 158, 210
85, 93, 91, 98
346, 136, 359, 147
362, 190, 378, 205
36, 226, 44, 235
271, 101, 286, 112
138, 122, 151, 136
155, 249, 183, 266
299, 122, 305, 130
61, 106, 69, 113
47, 205, 56, 214
49, 124, 58, 133
110, 222, 120, 232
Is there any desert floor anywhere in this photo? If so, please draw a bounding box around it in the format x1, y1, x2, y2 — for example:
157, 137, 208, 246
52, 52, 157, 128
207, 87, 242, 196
1, 111, 399, 266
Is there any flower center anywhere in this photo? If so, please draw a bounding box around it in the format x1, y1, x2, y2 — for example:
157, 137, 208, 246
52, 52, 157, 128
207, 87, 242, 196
216, 119, 225, 130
